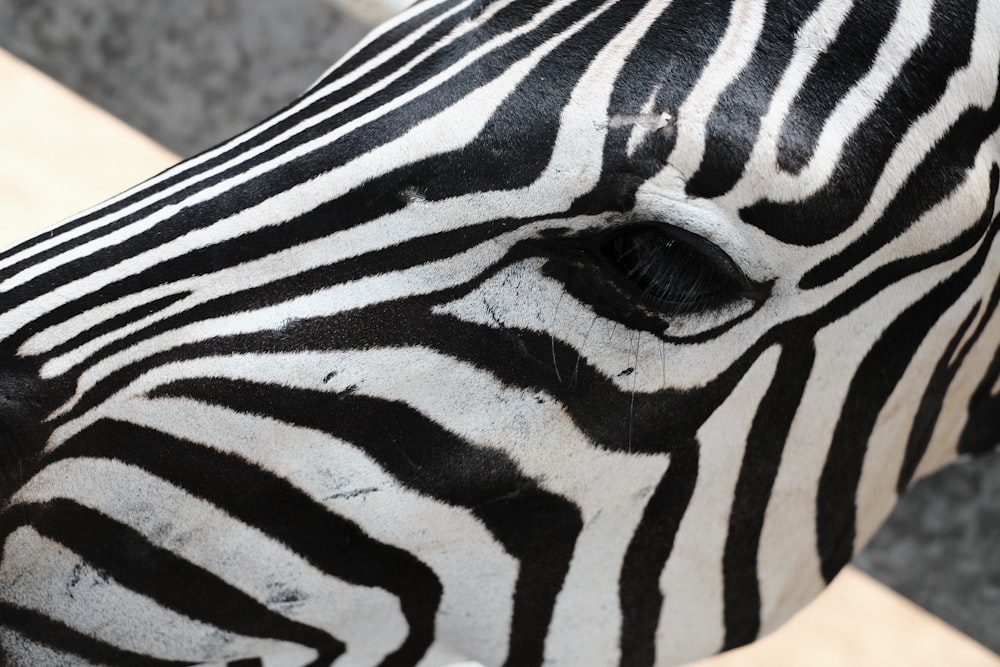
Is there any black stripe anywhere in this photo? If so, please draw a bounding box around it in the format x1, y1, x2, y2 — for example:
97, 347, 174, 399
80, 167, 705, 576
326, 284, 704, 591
575, 0, 735, 214
895, 305, 979, 492
409, 0, 648, 198
311, 0, 468, 90
26, 212, 547, 367
816, 197, 1000, 580
686, 0, 822, 198
0, 600, 189, 667
228, 658, 265, 667
149, 379, 583, 667
0, 0, 471, 271
49, 279, 753, 463
618, 441, 698, 667
722, 343, 814, 650
740, 0, 979, 246
959, 343, 1000, 456
776, 0, 902, 173
49, 419, 442, 667
800, 94, 1000, 288
900, 169, 999, 469
0, 0, 609, 301
2, 499, 343, 665
48, 291, 192, 356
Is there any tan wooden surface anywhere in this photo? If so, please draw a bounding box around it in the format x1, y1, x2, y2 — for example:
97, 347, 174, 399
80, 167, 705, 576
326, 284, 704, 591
0, 48, 176, 245
1, 47, 997, 667
694, 566, 999, 667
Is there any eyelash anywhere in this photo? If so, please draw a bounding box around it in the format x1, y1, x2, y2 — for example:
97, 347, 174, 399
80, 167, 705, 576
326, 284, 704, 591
600, 223, 753, 315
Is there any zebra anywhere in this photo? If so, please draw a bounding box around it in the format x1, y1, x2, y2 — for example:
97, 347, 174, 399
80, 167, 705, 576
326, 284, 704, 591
1, 0, 998, 665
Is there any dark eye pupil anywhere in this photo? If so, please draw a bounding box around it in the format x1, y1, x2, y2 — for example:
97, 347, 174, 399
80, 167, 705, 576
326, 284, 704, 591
602, 226, 739, 314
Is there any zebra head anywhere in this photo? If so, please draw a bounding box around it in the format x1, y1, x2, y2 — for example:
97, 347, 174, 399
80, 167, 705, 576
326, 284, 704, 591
0, 1, 997, 666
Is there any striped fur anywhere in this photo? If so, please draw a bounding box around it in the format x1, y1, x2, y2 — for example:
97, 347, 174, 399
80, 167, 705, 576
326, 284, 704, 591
0, 0, 998, 665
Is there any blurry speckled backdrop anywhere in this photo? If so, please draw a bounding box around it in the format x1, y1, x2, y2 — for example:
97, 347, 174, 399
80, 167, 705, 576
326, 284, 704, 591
0, 0, 997, 652
0, 0, 367, 157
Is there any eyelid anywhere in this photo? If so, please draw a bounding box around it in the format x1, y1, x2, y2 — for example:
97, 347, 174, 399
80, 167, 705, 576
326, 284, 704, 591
630, 192, 764, 282
598, 222, 765, 315
629, 221, 753, 292
590, 221, 769, 339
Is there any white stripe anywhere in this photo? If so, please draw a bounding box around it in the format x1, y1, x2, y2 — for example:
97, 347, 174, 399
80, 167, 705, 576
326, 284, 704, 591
756, 240, 974, 633
726, 0, 936, 211
52, 345, 669, 664
667, 0, 768, 178
41, 238, 519, 414
0, 526, 308, 663
0, 0, 581, 299
0, 0, 472, 274
315, 0, 468, 86
654, 345, 780, 665
911, 265, 1000, 482
99, 397, 517, 667
731, 0, 854, 193
13, 456, 407, 666
434, 258, 757, 391
0, 629, 102, 667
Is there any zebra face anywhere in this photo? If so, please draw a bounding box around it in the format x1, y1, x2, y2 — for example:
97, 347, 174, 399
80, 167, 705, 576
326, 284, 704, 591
0, 1, 997, 666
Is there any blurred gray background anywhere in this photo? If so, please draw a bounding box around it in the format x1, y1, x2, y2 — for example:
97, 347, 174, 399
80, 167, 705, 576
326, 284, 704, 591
0, 0, 368, 157
0, 0, 997, 653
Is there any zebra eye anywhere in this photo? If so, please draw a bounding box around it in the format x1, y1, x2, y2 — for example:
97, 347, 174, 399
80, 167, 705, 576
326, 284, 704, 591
600, 224, 750, 315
